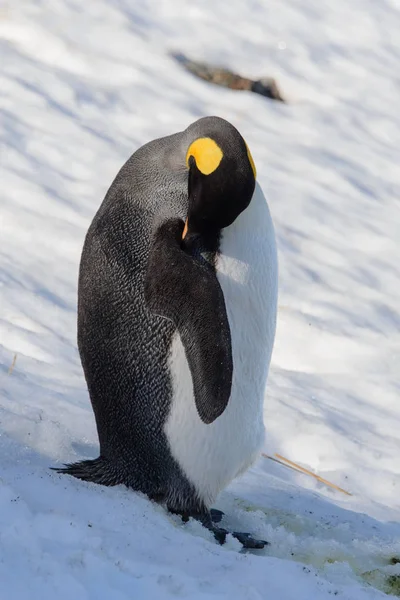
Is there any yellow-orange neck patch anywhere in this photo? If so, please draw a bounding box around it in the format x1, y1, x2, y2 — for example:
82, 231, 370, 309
186, 137, 223, 175
245, 142, 257, 179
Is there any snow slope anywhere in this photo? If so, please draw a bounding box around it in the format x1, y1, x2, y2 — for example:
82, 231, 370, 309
1, 0, 400, 598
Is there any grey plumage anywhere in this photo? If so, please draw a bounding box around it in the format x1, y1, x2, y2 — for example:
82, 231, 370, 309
60, 128, 200, 511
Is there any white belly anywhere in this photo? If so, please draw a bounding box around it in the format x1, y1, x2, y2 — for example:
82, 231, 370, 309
164, 183, 278, 506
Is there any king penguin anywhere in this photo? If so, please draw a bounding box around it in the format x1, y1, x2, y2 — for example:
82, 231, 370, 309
57, 116, 278, 549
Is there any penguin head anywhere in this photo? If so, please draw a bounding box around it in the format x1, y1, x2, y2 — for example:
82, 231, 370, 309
182, 116, 256, 243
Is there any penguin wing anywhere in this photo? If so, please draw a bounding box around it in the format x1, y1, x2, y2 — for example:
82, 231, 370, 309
144, 218, 232, 424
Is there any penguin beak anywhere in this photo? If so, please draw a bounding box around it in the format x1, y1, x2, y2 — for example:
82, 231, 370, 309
182, 219, 189, 240
181, 219, 202, 250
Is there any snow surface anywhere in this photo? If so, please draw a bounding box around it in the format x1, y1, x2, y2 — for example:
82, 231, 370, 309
1, 0, 400, 598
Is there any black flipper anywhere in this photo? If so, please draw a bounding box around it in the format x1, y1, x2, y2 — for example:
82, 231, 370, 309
144, 218, 233, 425
51, 457, 123, 486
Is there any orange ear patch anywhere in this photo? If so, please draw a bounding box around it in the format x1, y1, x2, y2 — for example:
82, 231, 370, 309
182, 219, 188, 240
186, 137, 223, 175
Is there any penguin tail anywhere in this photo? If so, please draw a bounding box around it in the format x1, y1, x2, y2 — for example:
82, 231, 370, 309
51, 456, 123, 487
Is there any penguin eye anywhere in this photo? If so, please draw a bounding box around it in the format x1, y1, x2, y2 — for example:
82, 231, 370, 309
245, 141, 257, 179
186, 137, 223, 175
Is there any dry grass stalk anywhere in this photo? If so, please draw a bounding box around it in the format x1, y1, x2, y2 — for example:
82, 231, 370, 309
8, 354, 17, 376
262, 452, 352, 496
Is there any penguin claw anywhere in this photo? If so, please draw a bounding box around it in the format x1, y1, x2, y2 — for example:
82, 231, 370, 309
210, 525, 268, 549
171, 508, 267, 549
210, 508, 225, 524
231, 531, 269, 549
208, 511, 268, 548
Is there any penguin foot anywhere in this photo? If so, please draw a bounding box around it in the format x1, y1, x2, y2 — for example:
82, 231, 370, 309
231, 531, 269, 549
210, 508, 225, 524
210, 525, 268, 549
200, 512, 268, 549
169, 507, 268, 549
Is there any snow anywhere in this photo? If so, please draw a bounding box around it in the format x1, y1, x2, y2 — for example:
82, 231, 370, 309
1, 0, 400, 597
